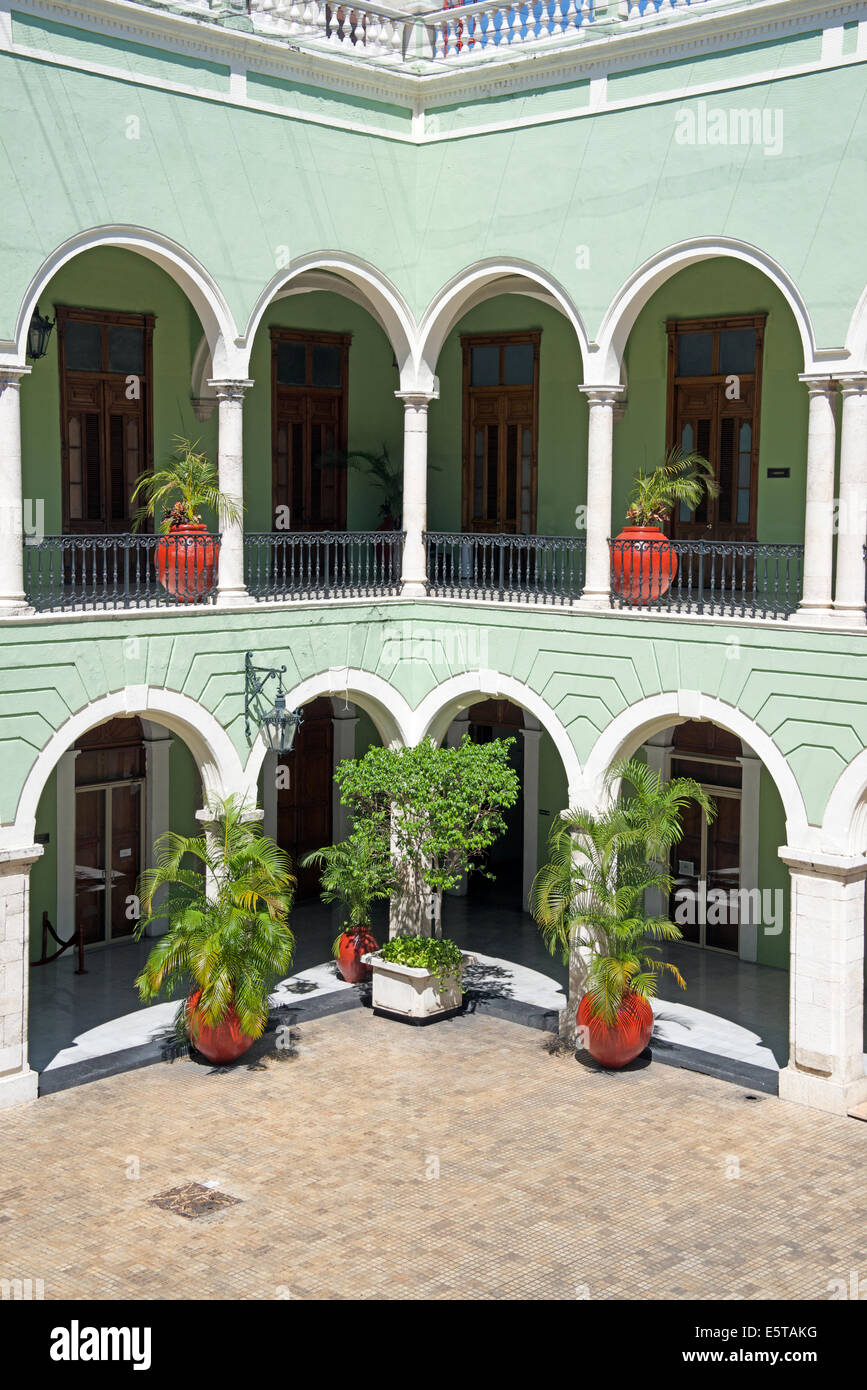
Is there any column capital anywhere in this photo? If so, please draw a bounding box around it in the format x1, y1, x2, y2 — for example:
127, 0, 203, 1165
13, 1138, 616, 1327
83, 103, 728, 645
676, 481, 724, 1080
0, 365, 31, 394
836, 373, 867, 397
0, 844, 43, 869
395, 389, 438, 408
207, 378, 254, 400
797, 373, 836, 395
778, 845, 867, 881
579, 383, 626, 406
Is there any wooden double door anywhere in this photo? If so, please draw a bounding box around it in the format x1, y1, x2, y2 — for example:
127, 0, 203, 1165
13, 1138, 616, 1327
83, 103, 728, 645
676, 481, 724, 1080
271, 330, 349, 532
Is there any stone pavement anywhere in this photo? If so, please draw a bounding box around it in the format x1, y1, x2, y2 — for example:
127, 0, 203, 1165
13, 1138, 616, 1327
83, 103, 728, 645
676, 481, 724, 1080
0, 1010, 864, 1301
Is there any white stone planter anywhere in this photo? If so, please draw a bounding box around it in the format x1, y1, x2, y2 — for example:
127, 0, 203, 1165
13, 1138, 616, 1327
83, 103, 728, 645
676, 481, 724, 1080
362, 950, 472, 1024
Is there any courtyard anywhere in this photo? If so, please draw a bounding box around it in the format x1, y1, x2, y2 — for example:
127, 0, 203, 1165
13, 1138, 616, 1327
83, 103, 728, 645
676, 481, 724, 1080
1, 1007, 863, 1302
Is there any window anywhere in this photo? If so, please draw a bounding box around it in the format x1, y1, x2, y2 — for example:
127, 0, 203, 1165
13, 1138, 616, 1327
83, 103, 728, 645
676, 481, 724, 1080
271, 329, 350, 530
461, 331, 540, 534
666, 315, 765, 541
57, 307, 154, 533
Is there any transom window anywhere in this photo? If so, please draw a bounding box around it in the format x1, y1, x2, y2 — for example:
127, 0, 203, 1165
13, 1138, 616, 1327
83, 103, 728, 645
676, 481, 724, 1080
461, 331, 540, 535
666, 315, 765, 542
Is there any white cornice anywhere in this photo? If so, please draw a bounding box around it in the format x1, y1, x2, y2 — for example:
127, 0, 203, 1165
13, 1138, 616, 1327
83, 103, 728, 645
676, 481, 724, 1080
3, 0, 865, 138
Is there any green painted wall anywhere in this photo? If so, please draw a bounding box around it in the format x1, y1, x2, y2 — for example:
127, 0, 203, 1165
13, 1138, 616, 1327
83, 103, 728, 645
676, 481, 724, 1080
428, 294, 587, 535
243, 291, 405, 532
168, 732, 201, 838
757, 766, 790, 969
20, 248, 208, 533
615, 259, 809, 543
537, 728, 569, 873
353, 708, 382, 758
28, 766, 56, 958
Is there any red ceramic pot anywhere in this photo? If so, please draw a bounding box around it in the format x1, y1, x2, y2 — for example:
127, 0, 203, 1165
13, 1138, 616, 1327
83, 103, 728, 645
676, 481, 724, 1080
610, 525, 677, 604
155, 524, 219, 603
577, 990, 654, 1069
186, 990, 255, 1064
336, 928, 379, 984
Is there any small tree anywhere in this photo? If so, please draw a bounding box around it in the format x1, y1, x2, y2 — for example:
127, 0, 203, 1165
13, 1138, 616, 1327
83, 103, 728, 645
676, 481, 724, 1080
335, 736, 520, 936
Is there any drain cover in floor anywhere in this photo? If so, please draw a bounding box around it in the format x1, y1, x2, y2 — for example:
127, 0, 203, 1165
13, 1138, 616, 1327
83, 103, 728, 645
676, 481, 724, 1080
148, 1182, 242, 1219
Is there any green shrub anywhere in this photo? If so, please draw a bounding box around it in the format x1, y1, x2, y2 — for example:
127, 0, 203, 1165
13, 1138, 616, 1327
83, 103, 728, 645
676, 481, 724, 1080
379, 935, 464, 991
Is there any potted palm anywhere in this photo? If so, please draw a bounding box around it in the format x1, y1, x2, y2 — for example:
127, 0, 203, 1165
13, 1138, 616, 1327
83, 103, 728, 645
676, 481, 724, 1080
611, 448, 718, 603
532, 759, 715, 1068
346, 444, 403, 530
131, 437, 242, 602
301, 826, 395, 983
133, 796, 295, 1064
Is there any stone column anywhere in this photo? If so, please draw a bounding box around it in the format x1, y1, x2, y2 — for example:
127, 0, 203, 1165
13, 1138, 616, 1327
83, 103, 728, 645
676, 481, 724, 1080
331, 703, 358, 844
778, 846, 867, 1115
832, 375, 867, 621
520, 724, 542, 911
143, 730, 172, 937
797, 376, 837, 617
642, 731, 674, 919
208, 378, 253, 607
396, 390, 436, 598
0, 844, 42, 1108
0, 366, 32, 613
577, 385, 625, 609
196, 803, 264, 897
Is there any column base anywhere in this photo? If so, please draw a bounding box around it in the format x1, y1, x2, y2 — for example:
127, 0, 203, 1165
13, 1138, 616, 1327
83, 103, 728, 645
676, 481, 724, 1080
0, 597, 34, 617
0, 1067, 38, 1109
830, 603, 867, 626
778, 1064, 867, 1115
575, 590, 611, 612
400, 580, 428, 598
216, 586, 252, 608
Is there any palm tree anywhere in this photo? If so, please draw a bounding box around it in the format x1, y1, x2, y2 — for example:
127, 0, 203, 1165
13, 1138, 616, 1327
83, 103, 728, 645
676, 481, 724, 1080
531, 758, 715, 1026
134, 795, 296, 1040
131, 436, 243, 532
626, 446, 720, 527
301, 826, 395, 955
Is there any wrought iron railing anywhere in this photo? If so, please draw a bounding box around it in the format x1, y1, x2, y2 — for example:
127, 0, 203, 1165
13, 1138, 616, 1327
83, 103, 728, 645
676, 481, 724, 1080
244, 530, 403, 600
609, 536, 803, 619
24, 533, 222, 612
425, 532, 585, 603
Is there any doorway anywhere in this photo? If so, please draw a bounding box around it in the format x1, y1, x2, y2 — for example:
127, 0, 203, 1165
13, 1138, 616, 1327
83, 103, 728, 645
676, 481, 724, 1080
73, 718, 145, 944
465, 699, 524, 902
276, 698, 334, 899
666, 722, 743, 953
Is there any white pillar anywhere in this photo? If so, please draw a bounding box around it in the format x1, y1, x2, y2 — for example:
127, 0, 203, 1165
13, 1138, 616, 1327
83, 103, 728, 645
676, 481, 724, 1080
331, 702, 358, 844
577, 385, 625, 609
642, 731, 675, 919
0, 366, 32, 613
0, 844, 43, 1108
778, 846, 867, 1115
737, 753, 761, 963
832, 375, 867, 621
798, 376, 837, 616
444, 715, 470, 898
55, 749, 79, 945
143, 729, 172, 937
208, 377, 253, 607
396, 389, 437, 598
520, 725, 541, 911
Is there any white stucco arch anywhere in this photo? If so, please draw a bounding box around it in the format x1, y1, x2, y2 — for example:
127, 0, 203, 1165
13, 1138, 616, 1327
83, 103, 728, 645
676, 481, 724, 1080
4, 226, 244, 377
592, 237, 820, 384
410, 671, 583, 801
844, 283, 867, 376
416, 260, 590, 392
820, 750, 867, 855
580, 691, 811, 845
241, 254, 417, 381
4, 687, 246, 850
241, 669, 414, 792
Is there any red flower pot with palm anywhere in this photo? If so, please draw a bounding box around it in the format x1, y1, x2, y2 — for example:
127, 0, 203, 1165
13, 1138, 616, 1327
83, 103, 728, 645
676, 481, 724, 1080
610, 448, 719, 605
577, 989, 654, 1069
186, 989, 255, 1064
301, 827, 394, 986
335, 926, 380, 984
156, 522, 220, 603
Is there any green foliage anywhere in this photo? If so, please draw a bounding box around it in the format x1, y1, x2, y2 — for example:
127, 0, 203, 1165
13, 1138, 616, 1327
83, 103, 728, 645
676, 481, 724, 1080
531, 758, 716, 1026
379, 934, 465, 991
626, 447, 719, 527
300, 825, 395, 954
334, 735, 520, 895
133, 795, 295, 1041
131, 436, 243, 533
346, 444, 403, 524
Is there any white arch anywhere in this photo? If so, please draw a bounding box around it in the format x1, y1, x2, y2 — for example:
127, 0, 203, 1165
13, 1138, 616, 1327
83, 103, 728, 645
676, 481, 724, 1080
417, 259, 590, 391
3, 687, 246, 849
3, 226, 244, 377
241, 254, 417, 380
410, 671, 582, 801
844, 283, 867, 375
241, 669, 414, 791
580, 692, 810, 844
821, 750, 867, 855
592, 237, 819, 384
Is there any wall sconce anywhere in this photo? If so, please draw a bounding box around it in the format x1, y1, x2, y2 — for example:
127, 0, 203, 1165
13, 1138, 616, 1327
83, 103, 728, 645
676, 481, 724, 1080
27, 305, 55, 361
244, 651, 303, 754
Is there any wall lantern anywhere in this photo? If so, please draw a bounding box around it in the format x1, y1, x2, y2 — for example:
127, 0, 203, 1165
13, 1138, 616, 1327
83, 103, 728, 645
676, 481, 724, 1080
244, 651, 302, 755
27, 305, 55, 360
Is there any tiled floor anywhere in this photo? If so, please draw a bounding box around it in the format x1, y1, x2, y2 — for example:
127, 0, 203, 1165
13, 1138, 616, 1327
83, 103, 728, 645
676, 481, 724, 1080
1, 1008, 864, 1301
28, 892, 791, 1070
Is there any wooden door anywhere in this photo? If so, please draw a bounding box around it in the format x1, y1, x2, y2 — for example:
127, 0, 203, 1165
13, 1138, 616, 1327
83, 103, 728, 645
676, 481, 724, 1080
276, 698, 334, 899
462, 333, 539, 535
74, 717, 145, 944
704, 795, 741, 952
271, 330, 349, 532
